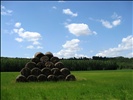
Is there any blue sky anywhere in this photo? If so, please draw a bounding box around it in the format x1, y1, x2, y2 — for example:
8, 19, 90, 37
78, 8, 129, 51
1, 1, 133, 58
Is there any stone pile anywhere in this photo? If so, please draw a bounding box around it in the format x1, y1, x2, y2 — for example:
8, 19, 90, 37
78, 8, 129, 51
16, 52, 76, 82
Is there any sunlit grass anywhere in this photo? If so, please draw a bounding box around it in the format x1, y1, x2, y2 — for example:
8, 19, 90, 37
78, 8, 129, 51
1, 70, 133, 100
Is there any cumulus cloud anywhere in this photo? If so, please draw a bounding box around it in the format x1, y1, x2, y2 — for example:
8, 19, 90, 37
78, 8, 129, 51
112, 19, 121, 26
33, 41, 40, 45
100, 19, 121, 29
14, 28, 41, 42
100, 13, 122, 29
15, 38, 23, 42
66, 23, 97, 36
96, 35, 133, 57
54, 39, 80, 58
13, 22, 43, 49
90, 12, 122, 29
100, 20, 113, 29
63, 8, 78, 17
1, 5, 13, 16
54, 39, 88, 58
14, 22, 21, 28
37, 46, 43, 49
26, 45, 43, 49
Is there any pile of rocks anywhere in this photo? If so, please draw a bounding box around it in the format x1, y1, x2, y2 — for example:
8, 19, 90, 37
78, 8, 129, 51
16, 52, 76, 82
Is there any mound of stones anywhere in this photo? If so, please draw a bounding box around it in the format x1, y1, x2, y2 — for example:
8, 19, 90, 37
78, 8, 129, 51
16, 52, 76, 82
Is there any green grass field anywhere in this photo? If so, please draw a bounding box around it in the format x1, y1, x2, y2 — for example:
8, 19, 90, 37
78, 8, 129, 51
1, 70, 133, 100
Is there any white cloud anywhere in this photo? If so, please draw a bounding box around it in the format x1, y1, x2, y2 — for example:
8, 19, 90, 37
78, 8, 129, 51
63, 8, 78, 17
1, 5, 13, 16
37, 46, 43, 49
96, 35, 133, 57
100, 19, 121, 29
15, 38, 23, 42
112, 19, 121, 26
100, 20, 113, 29
54, 39, 81, 58
66, 23, 97, 36
18, 31, 41, 42
13, 29, 18, 33
54, 39, 88, 58
92, 12, 122, 29
13, 22, 43, 49
127, 52, 133, 58
62, 39, 80, 49
111, 12, 122, 19
52, 6, 57, 9
33, 41, 40, 45
15, 22, 21, 28
26, 45, 43, 49
100, 18, 121, 29
27, 45, 34, 49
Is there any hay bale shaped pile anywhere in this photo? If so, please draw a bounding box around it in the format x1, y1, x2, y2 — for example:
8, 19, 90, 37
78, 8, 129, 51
16, 51, 76, 82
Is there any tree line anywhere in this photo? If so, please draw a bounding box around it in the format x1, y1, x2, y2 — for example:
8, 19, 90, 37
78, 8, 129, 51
1, 56, 133, 72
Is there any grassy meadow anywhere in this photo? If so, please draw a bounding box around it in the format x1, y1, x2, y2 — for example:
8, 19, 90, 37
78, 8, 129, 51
1, 70, 133, 100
